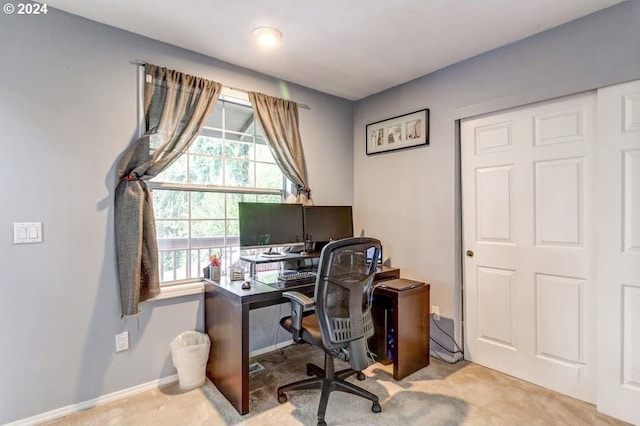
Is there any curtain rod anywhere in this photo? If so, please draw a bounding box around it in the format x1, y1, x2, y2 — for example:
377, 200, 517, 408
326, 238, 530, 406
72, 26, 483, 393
134, 60, 310, 110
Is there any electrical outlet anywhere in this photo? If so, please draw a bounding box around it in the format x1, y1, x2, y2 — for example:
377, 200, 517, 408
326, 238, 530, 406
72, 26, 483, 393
432, 305, 440, 321
115, 332, 129, 352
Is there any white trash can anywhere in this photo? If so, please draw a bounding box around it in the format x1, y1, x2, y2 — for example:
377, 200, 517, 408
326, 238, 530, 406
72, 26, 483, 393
170, 331, 211, 391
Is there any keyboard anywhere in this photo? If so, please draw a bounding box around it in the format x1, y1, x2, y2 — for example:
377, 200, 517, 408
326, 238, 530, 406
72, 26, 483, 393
277, 271, 317, 286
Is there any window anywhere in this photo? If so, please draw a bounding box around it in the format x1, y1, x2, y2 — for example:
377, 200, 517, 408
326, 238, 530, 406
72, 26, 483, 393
150, 94, 285, 284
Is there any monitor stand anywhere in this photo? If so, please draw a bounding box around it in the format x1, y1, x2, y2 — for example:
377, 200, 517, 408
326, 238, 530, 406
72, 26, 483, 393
259, 248, 286, 259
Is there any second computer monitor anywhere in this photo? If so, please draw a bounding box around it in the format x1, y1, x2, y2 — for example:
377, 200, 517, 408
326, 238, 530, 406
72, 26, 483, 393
303, 205, 353, 243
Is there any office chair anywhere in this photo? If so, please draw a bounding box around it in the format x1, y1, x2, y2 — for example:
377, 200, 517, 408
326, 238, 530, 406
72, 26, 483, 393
277, 237, 382, 426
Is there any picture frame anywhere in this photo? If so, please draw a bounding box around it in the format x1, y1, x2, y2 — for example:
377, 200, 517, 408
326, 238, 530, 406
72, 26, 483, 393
366, 108, 429, 155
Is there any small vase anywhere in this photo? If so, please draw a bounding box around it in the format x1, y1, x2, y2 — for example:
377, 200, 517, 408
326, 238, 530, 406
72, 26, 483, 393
209, 265, 221, 281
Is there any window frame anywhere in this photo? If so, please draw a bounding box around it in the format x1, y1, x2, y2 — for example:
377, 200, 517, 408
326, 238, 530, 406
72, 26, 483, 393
143, 86, 287, 287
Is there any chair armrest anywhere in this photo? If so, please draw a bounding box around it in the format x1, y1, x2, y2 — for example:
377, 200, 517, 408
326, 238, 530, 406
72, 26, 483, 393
282, 291, 314, 308
282, 291, 315, 343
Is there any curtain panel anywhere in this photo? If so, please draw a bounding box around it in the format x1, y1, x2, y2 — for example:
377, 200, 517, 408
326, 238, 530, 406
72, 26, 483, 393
248, 92, 313, 204
114, 64, 222, 316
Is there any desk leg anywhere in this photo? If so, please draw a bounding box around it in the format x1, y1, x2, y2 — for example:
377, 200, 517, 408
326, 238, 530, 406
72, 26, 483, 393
205, 290, 250, 414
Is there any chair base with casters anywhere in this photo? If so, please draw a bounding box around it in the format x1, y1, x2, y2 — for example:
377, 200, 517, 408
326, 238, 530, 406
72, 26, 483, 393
277, 343, 381, 426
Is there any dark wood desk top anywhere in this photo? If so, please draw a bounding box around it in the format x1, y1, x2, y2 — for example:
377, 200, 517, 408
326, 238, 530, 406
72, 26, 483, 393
204, 265, 400, 308
204, 274, 315, 309
375, 278, 426, 292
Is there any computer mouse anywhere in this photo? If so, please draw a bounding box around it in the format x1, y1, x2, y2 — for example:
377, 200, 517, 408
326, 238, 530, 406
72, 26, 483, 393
241, 281, 251, 290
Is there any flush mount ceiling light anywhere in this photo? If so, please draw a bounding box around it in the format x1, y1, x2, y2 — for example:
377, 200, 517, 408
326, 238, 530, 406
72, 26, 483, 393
252, 26, 283, 46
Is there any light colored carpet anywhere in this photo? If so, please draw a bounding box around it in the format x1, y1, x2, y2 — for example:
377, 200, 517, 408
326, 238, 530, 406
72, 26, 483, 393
43, 344, 628, 426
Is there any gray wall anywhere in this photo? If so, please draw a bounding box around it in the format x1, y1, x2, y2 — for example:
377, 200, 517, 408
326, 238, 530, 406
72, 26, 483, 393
0, 8, 353, 424
353, 0, 640, 355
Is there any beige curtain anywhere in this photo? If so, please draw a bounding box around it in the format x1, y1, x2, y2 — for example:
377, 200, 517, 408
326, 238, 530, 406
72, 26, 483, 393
248, 92, 313, 205
114, 64, 222, 316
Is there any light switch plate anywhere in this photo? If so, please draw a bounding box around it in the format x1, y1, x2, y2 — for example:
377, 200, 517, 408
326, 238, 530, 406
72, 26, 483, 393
13, 222, 42, 244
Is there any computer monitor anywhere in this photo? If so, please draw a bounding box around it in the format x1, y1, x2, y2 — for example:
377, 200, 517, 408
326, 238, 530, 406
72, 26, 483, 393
238, 202, 304, 248
303, 206, 353, 243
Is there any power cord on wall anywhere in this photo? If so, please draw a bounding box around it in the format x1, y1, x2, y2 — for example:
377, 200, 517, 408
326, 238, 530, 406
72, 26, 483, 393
256, 301, 290, 365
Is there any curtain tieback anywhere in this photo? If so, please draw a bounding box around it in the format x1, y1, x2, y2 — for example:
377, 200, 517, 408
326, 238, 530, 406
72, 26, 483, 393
298, 186, 311, 198
120, 174, 150, 189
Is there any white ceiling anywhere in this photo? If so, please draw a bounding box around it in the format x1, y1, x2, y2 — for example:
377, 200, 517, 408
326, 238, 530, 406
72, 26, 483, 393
46, 0, 624, 101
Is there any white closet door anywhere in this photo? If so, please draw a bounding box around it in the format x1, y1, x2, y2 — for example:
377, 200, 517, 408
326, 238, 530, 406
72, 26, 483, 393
461, 92, 596, 402
596, 79, 640, 425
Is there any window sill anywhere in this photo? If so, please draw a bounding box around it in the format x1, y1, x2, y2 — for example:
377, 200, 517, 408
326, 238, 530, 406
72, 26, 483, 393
149, 281, 204, 301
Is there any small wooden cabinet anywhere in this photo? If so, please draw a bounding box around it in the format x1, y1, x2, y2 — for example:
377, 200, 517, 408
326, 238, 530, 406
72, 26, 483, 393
370, 279, 430, 380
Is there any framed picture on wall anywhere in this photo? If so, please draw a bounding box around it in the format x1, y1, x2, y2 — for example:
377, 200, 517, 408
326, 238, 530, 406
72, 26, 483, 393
366, 108, 429, 155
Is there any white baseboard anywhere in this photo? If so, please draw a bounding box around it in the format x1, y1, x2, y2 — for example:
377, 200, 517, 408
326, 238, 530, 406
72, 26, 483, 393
431, 348, 464, 364
6, 374, 179, 426
249, 340, 294, 358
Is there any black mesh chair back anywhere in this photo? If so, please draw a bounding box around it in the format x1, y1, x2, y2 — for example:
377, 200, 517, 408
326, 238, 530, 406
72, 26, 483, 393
314, 238, 379, 371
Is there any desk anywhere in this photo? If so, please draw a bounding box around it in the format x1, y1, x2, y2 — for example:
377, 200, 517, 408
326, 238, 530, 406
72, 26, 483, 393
204, 265, 400, 415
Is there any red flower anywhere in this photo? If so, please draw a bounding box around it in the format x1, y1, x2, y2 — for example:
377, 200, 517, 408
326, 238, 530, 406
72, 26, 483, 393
209, 253, 222, 266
